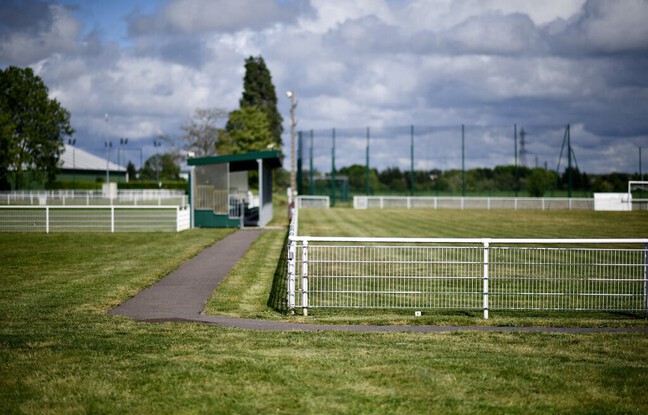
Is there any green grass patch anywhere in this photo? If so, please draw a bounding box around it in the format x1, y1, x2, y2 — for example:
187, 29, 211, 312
295, 209, 648, 325
1, 230, 648, 413
204, 229, 287, 318
297, 209, 648, 239
209, 208, 648, 327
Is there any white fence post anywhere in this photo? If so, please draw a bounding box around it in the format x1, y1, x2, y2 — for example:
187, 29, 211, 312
302, 240, 309, 316
483, 239, 490, 319
644, 243, 648, 317
45, 207, 49, 233
287, 238, 296, 314
110, 206, 115, 233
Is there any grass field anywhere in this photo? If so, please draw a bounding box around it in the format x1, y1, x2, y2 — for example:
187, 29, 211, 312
296, 208, 648, 239
2, 209, 648, 413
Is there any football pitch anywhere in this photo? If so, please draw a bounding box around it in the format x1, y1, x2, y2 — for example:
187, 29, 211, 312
1, 209, 648, 414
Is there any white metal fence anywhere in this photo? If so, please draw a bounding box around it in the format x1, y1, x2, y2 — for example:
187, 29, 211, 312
354, 196, 596, 210
296, 196, 330, 209
287, 212, 648, 318
0, 190, 187, 207
354, 195, 648, 211
0, 206, 191, 232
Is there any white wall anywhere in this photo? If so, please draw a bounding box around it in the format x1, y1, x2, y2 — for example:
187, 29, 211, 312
594, 193, 631, 211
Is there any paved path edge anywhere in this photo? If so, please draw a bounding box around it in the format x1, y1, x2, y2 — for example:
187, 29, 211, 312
109, 229, 648, 334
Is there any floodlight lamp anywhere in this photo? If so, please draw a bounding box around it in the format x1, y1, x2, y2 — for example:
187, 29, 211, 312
286, 90, 293, 98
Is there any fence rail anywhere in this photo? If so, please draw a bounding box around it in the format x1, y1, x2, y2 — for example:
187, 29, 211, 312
287, 229, 648, 318
354, 196, 597, 210
0, 190, 187, 207
296, 196, 330, 209
0, 205, 190, 232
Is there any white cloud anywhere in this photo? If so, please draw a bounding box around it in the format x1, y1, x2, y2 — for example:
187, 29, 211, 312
1, 0, 646, 173
551, 0, 648, 54
302, 0, 395, 33
0, 4, 83, 65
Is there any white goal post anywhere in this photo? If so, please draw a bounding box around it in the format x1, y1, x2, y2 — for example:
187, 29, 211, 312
296, 196, 330, 209
628, 181, 648, 195
628, 181, 648, 211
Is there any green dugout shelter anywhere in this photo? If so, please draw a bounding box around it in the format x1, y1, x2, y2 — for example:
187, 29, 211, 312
187, 150, 282, 228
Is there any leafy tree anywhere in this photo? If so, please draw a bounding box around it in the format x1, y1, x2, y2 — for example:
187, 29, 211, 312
526, 168, 555, 197
0, 66, 74, 190
140, 153, 181, 181
378, 167, 406, 192
338, 164, 379, 194
218, 107, 275, 155
126, 161, 138, 181
238, 56, 283, 151
179, 108, 227, 157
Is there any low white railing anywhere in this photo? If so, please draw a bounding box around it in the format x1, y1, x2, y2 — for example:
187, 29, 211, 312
296, 196, 330, 209
287, 233, 648, 318
353, 196, 594, 210
0, 190, 187, 207
0, 205, 190, 233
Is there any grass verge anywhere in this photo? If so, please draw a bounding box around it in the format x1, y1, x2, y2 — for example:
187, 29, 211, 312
1, 229, 648, 413
206, 208, 648, 327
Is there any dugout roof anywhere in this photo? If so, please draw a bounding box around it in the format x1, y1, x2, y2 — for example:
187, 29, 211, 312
187, 150, 282, 171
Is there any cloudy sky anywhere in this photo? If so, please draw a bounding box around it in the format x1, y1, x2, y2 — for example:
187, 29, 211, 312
1, 0, 647, 174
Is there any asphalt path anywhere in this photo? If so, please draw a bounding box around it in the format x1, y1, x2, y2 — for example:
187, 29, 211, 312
109, 229, 648, 334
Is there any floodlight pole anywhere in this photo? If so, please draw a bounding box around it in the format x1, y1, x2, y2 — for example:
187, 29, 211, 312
640, 147, 643, 182
119, 138, 128, 182
104, 113, 110, 183
68, 139, 76, 189
153, 139, 162, 182
287, 91, 297, 205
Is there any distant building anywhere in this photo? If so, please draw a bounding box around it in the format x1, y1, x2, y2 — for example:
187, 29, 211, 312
59, 144, 127, 184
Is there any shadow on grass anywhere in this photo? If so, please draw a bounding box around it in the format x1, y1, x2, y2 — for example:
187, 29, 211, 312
267, 230, 288, 314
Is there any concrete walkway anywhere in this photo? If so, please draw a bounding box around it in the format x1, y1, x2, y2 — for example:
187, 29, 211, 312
109, 229, 648, 334
109, 229, 263, 321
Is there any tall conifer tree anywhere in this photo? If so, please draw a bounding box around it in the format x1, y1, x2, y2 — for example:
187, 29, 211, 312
239, 56, 283, 150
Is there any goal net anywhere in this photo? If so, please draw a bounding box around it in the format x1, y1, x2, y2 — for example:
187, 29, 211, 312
628, 181, 648, 194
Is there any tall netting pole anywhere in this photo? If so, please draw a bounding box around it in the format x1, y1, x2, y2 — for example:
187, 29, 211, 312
514, 124, 519, 197
331, 128, 336, 207
309, 130, 314, 196
410, 125, 415, 197
461, 124, 465, 197
297, 131, 303, 195
366, 127, 370, 196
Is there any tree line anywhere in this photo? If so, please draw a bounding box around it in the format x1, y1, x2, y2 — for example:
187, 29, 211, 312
308, 164, 640, 197
0, 61, 642, 195
0, 56, 283, 190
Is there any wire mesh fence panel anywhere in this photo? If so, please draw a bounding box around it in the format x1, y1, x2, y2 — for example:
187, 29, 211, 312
0, 208, 47, 232
299, 244, 484, 309
296, 124, 598, 199
289, 234, 648, 316
114, 208, 178, 232
49, 208, 112, 232
0, 206, 187, 232
489, 246, 646, 311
